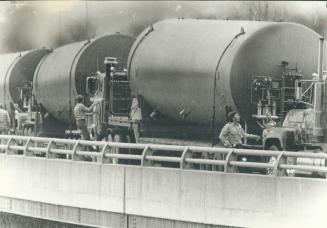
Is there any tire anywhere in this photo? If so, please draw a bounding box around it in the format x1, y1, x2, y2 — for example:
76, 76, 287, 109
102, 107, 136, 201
266, 145, 279, 176
23, 127, 28, 136
125, 135, 131, 154
27, 127, 34, 136
268, 145, 280, 151
111, 134, 121, 164
107, 134, 113, 142
107, 134, 115, 163
113, 134, 121, 143
266, 144, 295, 176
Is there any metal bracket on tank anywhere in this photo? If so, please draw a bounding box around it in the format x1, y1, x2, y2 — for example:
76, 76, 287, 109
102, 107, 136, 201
127, 24, 154, 78
3, 54, 21, 110
68, 40, 92, 126
210, 27, 246, 145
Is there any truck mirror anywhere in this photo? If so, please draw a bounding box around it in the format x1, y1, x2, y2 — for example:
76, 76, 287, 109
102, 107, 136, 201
86, 77, 98, 96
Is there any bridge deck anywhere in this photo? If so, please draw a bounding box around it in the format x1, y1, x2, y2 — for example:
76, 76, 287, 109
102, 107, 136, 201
0, 154, 326, 228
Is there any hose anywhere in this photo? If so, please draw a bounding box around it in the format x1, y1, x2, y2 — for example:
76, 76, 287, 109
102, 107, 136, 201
210, 27, 245, 146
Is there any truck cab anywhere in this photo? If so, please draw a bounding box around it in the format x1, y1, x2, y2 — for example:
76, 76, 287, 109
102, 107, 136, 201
85, 57, 132, 142
261, 71, 325, 152
250, 61, 309, 150
263, 108, 314, 150
14, 81, 38, 136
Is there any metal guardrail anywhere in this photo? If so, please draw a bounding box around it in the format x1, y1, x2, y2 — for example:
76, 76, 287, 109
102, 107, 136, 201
0, 135, 326, 177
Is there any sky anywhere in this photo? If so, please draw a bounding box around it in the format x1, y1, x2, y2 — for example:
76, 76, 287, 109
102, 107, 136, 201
0, 1, 326, 53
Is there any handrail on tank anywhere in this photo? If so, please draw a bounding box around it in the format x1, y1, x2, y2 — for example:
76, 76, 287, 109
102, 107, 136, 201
0, 135, 326, 178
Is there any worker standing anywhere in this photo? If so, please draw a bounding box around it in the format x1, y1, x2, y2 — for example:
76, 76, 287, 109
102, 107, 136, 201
0, 104, 10, 135
73, 95, 98, 141
219, 111, 260, 148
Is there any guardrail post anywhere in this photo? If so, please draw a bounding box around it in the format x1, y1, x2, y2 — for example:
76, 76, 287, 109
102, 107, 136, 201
100, 143, 110, 164
3, 135, 327, 177
46, 139, 55, 159
141, 145, 152, 166
274, 152, 287, 177
109, 142, 120, 164
224, 149, 238, 173
72, 140, 81, 161
5, 137, 14, 155
180, 147, 190, 170
24, 138, 33, 156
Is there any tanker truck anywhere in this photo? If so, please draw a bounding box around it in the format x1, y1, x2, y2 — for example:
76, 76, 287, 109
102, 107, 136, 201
33, 34, 135, 138
259, 37, 327, 176
0, 48, 51, 135
85, 19, 321, 148
83, 19, 327, 174
0, 34, 135, 138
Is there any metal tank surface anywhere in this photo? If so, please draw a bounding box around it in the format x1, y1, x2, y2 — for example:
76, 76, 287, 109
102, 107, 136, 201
34, 34, 135, 124
0, 49, 50, 114
128, 19, 321, 129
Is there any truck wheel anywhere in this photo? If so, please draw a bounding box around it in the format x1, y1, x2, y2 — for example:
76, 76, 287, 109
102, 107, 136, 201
23, 126, 29, 136
107, 134, 113, 142
266, 145, 279, 175
125, 135, 132, 154
113, 134, 121, 143
107, 134, 116, 164
266, 145, 295, 177
27, 127, 34, 136
15, 127, 20, 135
268, 145, 279, 151
112, 134, 122, 164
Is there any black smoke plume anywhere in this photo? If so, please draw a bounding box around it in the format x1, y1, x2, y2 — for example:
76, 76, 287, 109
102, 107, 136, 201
0, 1, 326, 53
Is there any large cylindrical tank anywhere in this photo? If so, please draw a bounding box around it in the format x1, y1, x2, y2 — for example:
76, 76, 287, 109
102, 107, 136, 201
128, 19, 321, 129
34, 34, 135, 124
0, 49, 50, 114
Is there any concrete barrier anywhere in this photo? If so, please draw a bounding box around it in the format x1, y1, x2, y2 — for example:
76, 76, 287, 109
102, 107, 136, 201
1, 155, 327, 227
124, 166, 327, 228
0, 155, 125, 213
